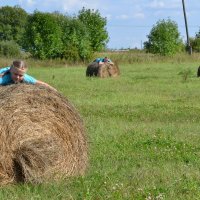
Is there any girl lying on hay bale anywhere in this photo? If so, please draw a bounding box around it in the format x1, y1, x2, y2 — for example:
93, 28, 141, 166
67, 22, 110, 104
0, 60, 56, 91
86, 60, 120, 78
0, 73, 88, 185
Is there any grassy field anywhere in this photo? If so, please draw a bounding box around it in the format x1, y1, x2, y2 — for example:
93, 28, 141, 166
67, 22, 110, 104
1, 59, 200, 199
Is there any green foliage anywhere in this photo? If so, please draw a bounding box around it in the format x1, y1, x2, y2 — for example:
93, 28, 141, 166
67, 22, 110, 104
190, 38, 200, 52
56, 13, 93, 61
144, 19, 183, 56
190, 30, 200, 52
0, 6, 28, 45
78, 7, 109, 52
196, 30, 200, 38
178, 68, 192, 81
23, 11, 64, 59
0, 40, 21, 57
0, 6, 109, 61
23, 11, 93, 61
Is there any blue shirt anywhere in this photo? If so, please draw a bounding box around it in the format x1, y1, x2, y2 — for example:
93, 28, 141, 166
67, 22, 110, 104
0, 67, 37, 85
0, 67, 10, 74
94, 58, 112, 63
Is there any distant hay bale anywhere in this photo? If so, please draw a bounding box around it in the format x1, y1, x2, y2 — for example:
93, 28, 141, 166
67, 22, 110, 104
0, 84, 88, 185
86, 62, 120, 78
197, 66, 200, 77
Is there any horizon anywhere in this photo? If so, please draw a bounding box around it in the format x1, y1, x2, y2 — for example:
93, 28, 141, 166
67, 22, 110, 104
1, 0, 199, 49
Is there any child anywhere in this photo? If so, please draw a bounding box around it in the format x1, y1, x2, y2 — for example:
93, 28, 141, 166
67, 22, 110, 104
94, 57, 113, 66
0, 60, 56, 90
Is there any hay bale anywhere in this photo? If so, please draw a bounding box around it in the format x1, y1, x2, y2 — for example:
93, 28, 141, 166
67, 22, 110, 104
197, 66, 200, 77
98, 62, 120, 78
86, 62, 99, 77
0, 84, 88, 185
86, 62, 120, 78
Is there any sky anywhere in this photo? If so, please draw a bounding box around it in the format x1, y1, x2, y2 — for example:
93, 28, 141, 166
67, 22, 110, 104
0, 0, 199, 49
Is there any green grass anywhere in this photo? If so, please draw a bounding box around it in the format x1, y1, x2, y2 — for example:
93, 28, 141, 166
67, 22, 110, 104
1, 61, 200, 199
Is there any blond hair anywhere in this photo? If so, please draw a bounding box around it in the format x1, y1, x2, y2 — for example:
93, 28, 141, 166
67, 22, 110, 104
11, 60, 28, 71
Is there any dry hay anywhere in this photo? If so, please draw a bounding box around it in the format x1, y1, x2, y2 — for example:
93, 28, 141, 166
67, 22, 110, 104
86, 62, 120, 78
97, 62, 120, 78
0, 84, 88, 185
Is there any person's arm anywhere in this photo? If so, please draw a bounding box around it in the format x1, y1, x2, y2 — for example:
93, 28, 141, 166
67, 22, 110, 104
0, 67, 10, 74
99, 61, 104, 65
0, 76, 3, 85
23, 74, 57, 91
35, 80, 57, 91
98, 58, 105, 65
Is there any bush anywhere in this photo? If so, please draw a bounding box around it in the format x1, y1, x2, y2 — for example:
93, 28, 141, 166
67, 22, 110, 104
144, 19, 183, 56
0, 40, 21, 57
190, 37, 200, 53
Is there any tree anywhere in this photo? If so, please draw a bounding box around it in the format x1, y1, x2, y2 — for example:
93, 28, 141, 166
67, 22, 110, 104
55, 13, 92, 61
196, 30, 200, 38
23, 11, 63, 59
144, 19, 183, 56
78, 7, 109, 52
190, 30, 200, 52
0, 6, 28, 45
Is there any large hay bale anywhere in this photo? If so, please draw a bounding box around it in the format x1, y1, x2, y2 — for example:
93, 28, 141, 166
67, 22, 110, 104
0, 84, 88, 185
98, 62, 120, 78
86, 62, 120, 78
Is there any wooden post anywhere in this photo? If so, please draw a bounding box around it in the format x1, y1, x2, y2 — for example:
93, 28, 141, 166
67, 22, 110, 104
182, 0, 192, 55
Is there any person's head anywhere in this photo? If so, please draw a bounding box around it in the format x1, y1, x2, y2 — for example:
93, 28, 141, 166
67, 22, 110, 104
104, 57, 108, 62
10, 60, 28, 83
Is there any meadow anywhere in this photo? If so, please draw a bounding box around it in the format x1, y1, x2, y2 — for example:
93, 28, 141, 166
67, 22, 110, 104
1, 54, 200, 199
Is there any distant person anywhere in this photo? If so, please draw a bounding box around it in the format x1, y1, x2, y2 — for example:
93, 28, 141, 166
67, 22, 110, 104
0, 60, 56, 90
94, 57, 114, 66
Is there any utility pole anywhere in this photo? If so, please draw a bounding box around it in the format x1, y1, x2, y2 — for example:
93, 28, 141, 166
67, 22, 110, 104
182, 0, 192, 55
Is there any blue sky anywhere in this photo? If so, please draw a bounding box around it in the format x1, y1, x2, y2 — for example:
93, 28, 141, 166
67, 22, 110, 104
1, 0, 199, 49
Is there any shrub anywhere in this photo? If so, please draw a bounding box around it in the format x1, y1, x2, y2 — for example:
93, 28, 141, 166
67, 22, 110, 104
0, 40, 21, 57
144, 19, 183, 56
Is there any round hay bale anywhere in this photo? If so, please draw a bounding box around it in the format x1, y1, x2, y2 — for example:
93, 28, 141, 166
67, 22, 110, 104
86, 62, 99, 77
197, 66, 200, 77
98, 62, 120, 78
0, 84, 88, 185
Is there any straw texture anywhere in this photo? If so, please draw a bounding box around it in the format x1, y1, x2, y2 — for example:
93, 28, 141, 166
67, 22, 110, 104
0, 84, 88, 185
86, 62, 120, 78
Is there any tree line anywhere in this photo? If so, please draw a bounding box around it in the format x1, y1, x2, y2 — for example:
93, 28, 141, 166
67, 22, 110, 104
0, 6, 200, 60
0, 6, 108, 61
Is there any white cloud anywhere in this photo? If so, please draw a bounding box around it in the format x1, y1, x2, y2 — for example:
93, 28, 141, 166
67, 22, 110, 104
57, 0, 100, 12
149, 0, 165, 9
61, 0, 80, 12
133, 12, 145, 19
148, 0, 180, 9
116, 14, 129, 20
115, 12, 144, 20
19, 0, 36, 7
17, 0, 100, 13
